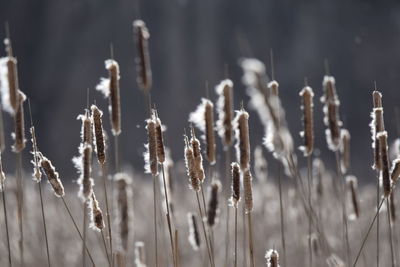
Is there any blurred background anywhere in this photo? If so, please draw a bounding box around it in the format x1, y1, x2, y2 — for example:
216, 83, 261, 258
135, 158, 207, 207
1, 0, 400, 183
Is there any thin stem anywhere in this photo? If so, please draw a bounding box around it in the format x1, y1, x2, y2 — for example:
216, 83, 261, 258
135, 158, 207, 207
277, 161, 287, 267
195, 191, 214, 267
224, 148, 231, 267
82, 201, 87, 267
16, 152, 24, 267
307, 155, 313, 267
38, 182, 51, 267
376, 170, 380, 267
101, 164, 113, 267
242, 205, 247, 267
386, 198, 395, 267
101, 230, 112, 267
247, 212, 255, 267
234, 207, 238, 267
153, 174, 159, 267
114, 135, 119, 173
160, 164, 176, 267
61, 196, 96, 267
1, 181, 12, 267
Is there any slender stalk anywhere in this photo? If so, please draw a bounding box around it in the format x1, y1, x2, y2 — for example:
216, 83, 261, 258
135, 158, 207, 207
277, 161, 287, 267
247, 212, 255, 267
234, 207, 238, 267
82, 201, 87, 267
175, 230, 179, 267
160, 164, 176, 267
61, 196, 96, 267
224, 148, 231, 267
242, 205, 247, 267
38, 182, 51, 267
15, 152, 24, 267
195, 191, 214, 267
153, 174, 159, 267
101, 164, 113, 267
1, 181, 12, 267
376, 170, 380, 267
307, 155, 313, 267
386, 198, 395, 267
101, 230, 112, 267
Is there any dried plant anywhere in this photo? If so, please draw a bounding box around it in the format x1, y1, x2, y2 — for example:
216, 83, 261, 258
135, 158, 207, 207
184, 135, 200, 192
91, 105, 106, 165
340, 129, 351, 174
346, 175, 360, 219
133, 20, 152, 92
40, 155, 65, 197
234, 108, 250, 170
299, 85, 314, 157
88, 192, 105, 231
377, 131, 391, 197
215, 79, 233, 147
187, 213, 201, 251
144, 111, 158, 175
207, 180, 221, 228
230, 162, 241, 207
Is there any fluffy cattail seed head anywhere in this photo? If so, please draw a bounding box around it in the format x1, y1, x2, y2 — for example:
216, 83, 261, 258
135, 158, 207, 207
234, 109, 250, 170
155, 114, 165, 163
75, 143, 93, 201
299, 85, 314, 156
215, 79, 233, 147
378, 131, 391, 197
340, 129, 351, 174
12, 90, 26, 153
207, 180, 221, 227
77, 110, 92, 145
187, 212, 201, 250
89, 192, 105, 231
243, 168, 253, 214
265, 249, 279, 267
371, 107, 384, 170
30, 126, 42, 182
190, 129, 205, 183
91, 105, 106, 165
230, 162, 241, 207
40, 156, 65, 197
391, 158, 400, 182
144, 112, 158, 175
0, 41, 19, 114
184, 136, 200, 192
133, 20, 152, 92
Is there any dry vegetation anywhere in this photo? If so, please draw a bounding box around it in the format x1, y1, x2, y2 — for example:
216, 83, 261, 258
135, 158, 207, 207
0, 20, 400, 267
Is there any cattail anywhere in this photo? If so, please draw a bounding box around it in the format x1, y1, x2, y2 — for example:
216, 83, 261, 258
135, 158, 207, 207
40, 155, 65, 197
215, 79, 233, 147
321, 76, 342, 151
254, 146, 268, 182
346, 175, 360, 219
390, 193, 396, 222
0, 152, 6, 192
115, 173, 132, 251
135, 242, 147, 267
88, 192, 105, 231
389, 138, 400, 161
340, 129, 351, 174
96, 60, 121, 136
313, 158, 325, 197
230, 162, 241, 207
74, 143, 93, 201
77, 109, 92, 144
378, 131, 391, 197
268, 80, 279, 97
391, 158, 400, 182
299, 85, 314, 156
371, 107, 385, 170
144, 112, 158, 175
265, 249, 279, 267
190, 129, 205, 183
12, 90, 26, 153
187, 213, 201, 250
155, 112, 165, 163
30, 126, 42, 182
133, 20, 152, 91
0, 39, 19, 114
184, 136, 200, 192
91, 105, 106, 165
207, 180, 221, 227
234, 109, 250, 170
243, 168, 253, 213
373, 90, 382, 108
189, 98, 216, 165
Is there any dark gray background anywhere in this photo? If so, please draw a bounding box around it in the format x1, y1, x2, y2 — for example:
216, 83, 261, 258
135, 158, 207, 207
1, 0, 400, 183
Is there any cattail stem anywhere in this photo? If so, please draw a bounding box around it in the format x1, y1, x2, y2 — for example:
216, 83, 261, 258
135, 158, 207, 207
242, 205, 247, 267
234, 207, 238, 267
386, 198, 396, 267
195, 191, 214, 267
82, 202, 87, 267
15, 152, 24, 267
247, 212, 255, 267
1, 181, 12, 267
307, 155, 313, 267
376, 170, 380, 267
38, 182, 51, 267
61, 196, 96, 267
101, 230, 112, 267
101, 164, 113, 267
160, 163, 177, 267
114, 135, 119, 173
152, 174, 159, 267
224, 148, 231, 267
277, 161, 287, 267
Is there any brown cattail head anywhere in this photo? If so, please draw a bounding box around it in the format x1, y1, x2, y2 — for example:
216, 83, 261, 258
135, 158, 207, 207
390, 193, 396, 222
215, 79, 233, 147
378, 131, 391, 197
75, 143, 93, 201
187, 212, 201, 251
135, 241, 147, 267
207, 180, 221, 227
184, 135, 200, 192
268, 80, 279, 97
40, 155, 65, 197
189, 98, 216, 165
340, 129, 351, 174
230, 162, 241, 207
371, 107, 385, 170
234, 108, 250, 170
155, 111, 165, 163
12, 90, 26, 153
77, 109, 92, 145
190, 128, 205, 183
243, 168, 253, 214
346, 175, 360, 219
133, 20, 152, 92
88, 192, 105, 231
0, 39, 19, 114
0, 152, 6, 192
265, 249, 279, 267
321, 76, 342, 151
299, 85, 314, 156
91, 105, 106, 165
30, 126, 42, 182
144, 111, 158, 175
391, 158, 400, 182
373, 90, 382, 108
115, 173, 132, 252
